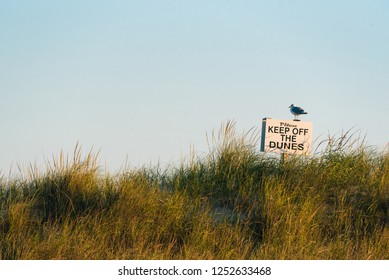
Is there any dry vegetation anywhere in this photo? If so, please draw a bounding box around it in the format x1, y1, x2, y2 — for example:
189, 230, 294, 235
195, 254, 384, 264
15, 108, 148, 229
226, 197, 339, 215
1, 122, 388, 259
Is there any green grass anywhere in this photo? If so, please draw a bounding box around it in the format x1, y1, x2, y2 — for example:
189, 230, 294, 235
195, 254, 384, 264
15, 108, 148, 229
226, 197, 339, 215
1, 122, 388, 259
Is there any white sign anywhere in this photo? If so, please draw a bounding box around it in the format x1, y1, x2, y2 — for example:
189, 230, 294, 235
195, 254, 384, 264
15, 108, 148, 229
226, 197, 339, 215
260, 118, 313, 155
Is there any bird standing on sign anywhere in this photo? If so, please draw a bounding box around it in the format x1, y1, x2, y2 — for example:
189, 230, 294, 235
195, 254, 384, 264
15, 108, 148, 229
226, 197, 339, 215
289, 104, 308, 121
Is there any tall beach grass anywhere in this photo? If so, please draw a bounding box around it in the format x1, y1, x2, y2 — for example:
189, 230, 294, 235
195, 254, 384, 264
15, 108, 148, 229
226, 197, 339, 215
0, 122, 388, 259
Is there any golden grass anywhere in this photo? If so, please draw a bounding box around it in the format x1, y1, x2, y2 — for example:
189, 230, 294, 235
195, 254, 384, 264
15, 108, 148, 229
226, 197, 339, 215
0, 122, 388, 259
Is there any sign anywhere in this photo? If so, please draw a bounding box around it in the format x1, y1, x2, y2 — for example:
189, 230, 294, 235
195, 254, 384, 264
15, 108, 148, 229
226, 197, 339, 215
260, 118, 313, 155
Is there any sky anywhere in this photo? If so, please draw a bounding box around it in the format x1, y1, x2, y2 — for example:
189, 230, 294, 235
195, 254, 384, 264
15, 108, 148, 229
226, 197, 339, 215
1, 0, 388, 175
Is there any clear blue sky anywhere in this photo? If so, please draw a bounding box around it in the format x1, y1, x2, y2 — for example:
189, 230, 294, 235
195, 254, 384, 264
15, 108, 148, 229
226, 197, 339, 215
1, 0, 388, 174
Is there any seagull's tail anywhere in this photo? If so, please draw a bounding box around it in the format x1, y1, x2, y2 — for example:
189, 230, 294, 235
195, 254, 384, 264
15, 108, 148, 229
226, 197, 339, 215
302, 112, 308, 114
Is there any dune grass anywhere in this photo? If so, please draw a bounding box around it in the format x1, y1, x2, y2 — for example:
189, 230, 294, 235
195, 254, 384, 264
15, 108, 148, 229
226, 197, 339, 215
0, 122, 388, 259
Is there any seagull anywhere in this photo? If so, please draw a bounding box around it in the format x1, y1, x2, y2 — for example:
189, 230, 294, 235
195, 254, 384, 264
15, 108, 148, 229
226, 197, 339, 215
289, 104, 308, 121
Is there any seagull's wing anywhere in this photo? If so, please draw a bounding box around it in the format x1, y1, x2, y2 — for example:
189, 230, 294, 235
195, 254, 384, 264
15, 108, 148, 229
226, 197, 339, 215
291, 106, 304, 114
